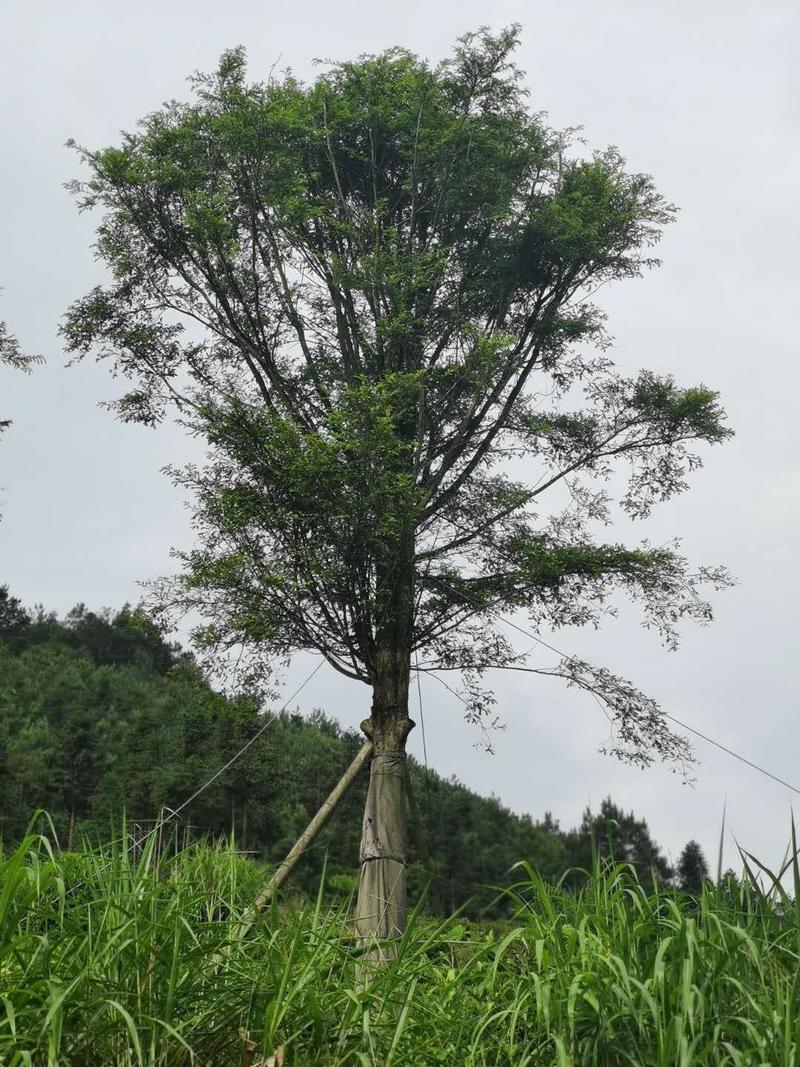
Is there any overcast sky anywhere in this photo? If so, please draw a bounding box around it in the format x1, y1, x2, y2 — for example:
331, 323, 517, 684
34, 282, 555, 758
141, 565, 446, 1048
1, 0, 798, 874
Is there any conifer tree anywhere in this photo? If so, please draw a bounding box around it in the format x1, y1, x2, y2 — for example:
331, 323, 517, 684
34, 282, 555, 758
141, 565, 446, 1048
677, 839, 709, 893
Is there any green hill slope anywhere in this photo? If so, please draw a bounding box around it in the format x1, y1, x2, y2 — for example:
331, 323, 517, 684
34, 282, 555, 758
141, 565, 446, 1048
0, 586, 673, 914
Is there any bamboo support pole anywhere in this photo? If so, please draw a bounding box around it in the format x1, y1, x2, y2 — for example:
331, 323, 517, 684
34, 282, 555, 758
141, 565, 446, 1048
252, 740, 373, 912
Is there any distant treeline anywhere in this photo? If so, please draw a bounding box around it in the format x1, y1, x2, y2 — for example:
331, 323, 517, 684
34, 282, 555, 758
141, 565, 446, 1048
0, 586, 695, 915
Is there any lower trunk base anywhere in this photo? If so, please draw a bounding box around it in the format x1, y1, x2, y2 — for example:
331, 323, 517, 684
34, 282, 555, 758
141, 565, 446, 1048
355, 856, 407, 966
355, 752, 408, 973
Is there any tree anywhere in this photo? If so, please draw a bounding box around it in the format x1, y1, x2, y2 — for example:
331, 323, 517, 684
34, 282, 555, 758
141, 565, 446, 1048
0, 585, 30, 642
677, 839, 709, 893
566, 797, 672, 885
63, 28, 731, 954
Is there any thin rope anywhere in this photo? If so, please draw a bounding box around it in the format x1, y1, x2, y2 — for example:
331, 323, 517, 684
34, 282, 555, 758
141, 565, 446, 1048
413, 648, 429, 776
412, 648, 441, 905
128, 659, 324, 848
663, 712, 800, 798
419, 658, 800, 800
62, 659, 325, 898
482, 621, 800, 798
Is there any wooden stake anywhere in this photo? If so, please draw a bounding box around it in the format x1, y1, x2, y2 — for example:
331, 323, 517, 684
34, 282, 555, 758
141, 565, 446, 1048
252, 740, 373, 912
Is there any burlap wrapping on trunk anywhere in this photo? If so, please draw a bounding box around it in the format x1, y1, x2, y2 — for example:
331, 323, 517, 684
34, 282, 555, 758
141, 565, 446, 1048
355, 753, 407, 960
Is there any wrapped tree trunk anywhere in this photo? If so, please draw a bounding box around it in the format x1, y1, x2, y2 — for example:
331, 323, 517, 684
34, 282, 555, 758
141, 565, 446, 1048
355, 711, 413, 963
356, 557, 415, 966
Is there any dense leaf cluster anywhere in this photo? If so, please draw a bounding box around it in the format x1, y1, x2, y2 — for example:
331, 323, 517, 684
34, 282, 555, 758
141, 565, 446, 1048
63, 27, 732, 769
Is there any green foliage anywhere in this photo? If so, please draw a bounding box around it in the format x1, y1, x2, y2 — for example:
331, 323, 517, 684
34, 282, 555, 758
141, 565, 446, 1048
0, 834, 797, 1064
0, 590, 674, 916
0, 319, 37, 376
563, 798, 672, 886
678, 839, 711, 894
0, 315, 40, 444
63, 27, 732, 769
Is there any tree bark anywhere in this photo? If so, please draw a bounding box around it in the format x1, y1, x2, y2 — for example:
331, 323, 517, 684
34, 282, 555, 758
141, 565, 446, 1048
355, 456, 418, 969
355, 649, 415, 967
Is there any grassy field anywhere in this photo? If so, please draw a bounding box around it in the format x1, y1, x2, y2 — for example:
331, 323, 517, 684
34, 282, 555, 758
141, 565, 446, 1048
1, 827, 799, 1065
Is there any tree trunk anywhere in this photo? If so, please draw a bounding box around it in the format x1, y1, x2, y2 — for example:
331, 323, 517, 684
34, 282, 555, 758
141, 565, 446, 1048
355, 650, 414, 967
355, 468, 418, 970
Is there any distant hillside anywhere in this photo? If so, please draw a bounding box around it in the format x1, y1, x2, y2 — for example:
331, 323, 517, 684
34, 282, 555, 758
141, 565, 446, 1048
0, 585, 675, 915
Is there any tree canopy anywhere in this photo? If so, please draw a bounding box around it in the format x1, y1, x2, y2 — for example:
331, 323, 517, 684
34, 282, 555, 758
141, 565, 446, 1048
64, 28, 731, 770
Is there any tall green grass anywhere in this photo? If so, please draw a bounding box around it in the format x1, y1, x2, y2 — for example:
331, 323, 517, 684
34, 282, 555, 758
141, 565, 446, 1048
1, 824, 799, 1065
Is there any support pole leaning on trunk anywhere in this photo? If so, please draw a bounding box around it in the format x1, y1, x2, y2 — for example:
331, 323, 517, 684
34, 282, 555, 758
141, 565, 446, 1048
252, 740, 373, 913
